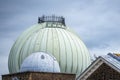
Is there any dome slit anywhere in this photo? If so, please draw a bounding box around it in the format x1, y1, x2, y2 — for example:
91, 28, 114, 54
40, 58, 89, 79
39, 29, 48, 52
60, 29, 72, 73
33, 29, 42, 52
75, 37, 84, 73
62, 30, 74, 73
28, 33, 37, 54
37, 30, 44, 52
67, 31, 79, 73
51, 28, 54, 56
58, 29, 67, 72
55, 28, 61, 67
17, 36, 32, 72
79, 41, 87, 71
45, 28, 49, 52
52, 28, 60, 63
46, 28, 53, 54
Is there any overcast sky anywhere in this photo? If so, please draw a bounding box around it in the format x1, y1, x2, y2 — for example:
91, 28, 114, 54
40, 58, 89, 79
0, 0, 120, 78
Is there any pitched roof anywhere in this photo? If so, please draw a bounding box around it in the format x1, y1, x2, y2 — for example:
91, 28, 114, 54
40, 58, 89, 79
101, 53, 120, 72
77, 53, 120, 80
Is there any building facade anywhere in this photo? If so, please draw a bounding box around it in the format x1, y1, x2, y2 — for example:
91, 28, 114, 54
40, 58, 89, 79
2, 72, 76, 80
77, 53, 120, 80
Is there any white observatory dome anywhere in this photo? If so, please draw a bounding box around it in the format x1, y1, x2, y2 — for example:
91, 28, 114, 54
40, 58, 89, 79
20, 52, 60, 72
9, 16, 91, 75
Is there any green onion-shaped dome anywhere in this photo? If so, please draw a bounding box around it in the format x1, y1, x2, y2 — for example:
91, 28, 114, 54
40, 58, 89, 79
8, 16, 91, 75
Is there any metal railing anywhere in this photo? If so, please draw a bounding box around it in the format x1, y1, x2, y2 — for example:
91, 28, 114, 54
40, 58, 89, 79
38, 15, 66, 26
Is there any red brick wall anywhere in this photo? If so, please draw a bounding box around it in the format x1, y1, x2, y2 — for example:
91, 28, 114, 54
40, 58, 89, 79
87, 63, 120, 80
2, 72, 76, 80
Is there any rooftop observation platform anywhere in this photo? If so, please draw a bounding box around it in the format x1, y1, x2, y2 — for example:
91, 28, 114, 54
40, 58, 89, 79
38, 15, 66, 26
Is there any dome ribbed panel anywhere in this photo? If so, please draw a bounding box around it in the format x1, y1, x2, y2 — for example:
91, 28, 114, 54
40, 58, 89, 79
8, 24, 46, 73
34, 29, 44, 52
19, 36, 31, 67
56, 29, 66, 73
65, 30, 78, 73
73, 34, 91, 72
19, 32, 38, 67
45, 29, 53, 55
8, 22, 91, 75
39, 29, 48, 52
73, 37, 83, 73
52, 28, 60, 63
60, 29, 73, 73
8, 25, 42, 73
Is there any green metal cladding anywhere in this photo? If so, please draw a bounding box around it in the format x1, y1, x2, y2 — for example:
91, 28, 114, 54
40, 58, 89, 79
8, 21, 91, 75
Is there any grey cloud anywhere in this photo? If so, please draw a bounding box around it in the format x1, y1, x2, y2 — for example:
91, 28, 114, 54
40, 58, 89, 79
0, 56, 9, 75
65, 1, 120, 49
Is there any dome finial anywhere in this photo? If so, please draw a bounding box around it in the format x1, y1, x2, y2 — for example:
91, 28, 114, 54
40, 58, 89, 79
38, 15, 66, 26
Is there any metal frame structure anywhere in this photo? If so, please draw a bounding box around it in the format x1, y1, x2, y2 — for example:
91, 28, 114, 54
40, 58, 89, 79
38, 15, 66, 26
